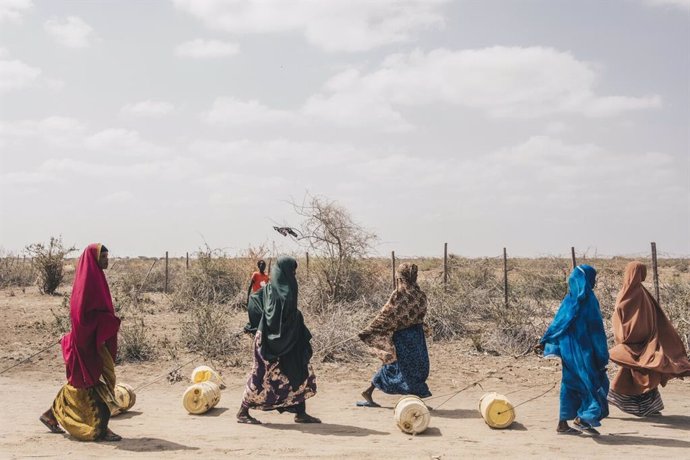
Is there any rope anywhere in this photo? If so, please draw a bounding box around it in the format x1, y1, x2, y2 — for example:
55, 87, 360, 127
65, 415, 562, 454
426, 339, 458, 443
0, 340, 60, 375
133, 356, 198, 392
497, 380, 558, 415
422, 364, 513, 411
315, 335, 359, 359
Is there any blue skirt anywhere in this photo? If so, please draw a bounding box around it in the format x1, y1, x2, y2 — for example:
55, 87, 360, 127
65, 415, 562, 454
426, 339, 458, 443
372, 324, 431, 397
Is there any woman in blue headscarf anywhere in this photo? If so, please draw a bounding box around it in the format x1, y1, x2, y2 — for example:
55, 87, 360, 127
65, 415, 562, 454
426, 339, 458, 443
539, 265, 609, 436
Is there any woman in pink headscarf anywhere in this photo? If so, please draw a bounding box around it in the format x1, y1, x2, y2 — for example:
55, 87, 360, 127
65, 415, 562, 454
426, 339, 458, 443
39, 243, 122, 442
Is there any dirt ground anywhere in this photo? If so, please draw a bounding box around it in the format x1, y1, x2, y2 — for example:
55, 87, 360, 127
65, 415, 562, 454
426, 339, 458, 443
1, 289, 690, 459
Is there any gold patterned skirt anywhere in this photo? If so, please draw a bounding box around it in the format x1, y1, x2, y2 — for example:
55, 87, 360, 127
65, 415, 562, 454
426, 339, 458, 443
52, 346, 118, 441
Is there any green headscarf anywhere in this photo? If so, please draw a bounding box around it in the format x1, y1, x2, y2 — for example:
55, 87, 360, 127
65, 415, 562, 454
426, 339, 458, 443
245, 256, 313, 388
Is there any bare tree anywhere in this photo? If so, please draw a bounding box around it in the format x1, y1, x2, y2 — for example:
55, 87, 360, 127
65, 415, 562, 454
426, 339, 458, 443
290, 195, 377, 303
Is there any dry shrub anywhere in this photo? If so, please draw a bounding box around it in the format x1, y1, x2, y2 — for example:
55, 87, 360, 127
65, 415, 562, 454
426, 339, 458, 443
181, 302, 243, 363
305, 300, 373, 362
0, 252, 35, 288
661, 278, 690, 349
171, 246, 247, 311
50, 294, 72, 335
26, 237, 76, 295
119, 317, 156, 362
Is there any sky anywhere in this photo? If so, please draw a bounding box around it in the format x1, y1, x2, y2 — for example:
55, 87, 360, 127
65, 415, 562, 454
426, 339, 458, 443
0, 0, 688, 258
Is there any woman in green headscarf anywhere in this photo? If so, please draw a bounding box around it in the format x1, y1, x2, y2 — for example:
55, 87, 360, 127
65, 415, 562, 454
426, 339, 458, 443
236, 256, 320, 424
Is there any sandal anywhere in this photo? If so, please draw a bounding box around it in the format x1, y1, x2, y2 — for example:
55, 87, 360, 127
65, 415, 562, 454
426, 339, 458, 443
295, 413, 321, 424
237, 415, 262, 425
101, 430, 122, 442
556, 427, 581, 435
39, 415, 64, 434
356, 400, 381, 408
573, 418, 600, 436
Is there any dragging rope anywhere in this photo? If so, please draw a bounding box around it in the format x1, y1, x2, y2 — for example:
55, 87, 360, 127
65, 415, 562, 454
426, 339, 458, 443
496, 380, 558, 415
133, 356, 198, 392
0, 339, 60, 375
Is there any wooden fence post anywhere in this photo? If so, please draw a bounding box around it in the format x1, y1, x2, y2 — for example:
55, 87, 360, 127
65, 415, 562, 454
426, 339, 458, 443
164, 251, 169, 293
443, 243, 448, 286
306, 252, 310, 274
571, 246, 577, 269
651, 242, 660, 304
503, 247, 509, 309
391, 251, 396, 290
186, 252, 189, 270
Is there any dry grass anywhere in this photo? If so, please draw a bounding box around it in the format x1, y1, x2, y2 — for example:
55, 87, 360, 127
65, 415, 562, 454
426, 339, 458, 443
3, 247, 687, 363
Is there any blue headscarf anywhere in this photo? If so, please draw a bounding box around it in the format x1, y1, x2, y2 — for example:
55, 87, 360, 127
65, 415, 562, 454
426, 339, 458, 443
540, 265, 609, 426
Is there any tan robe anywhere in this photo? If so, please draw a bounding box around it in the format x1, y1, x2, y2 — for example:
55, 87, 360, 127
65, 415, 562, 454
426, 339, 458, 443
609, 262, 690, 395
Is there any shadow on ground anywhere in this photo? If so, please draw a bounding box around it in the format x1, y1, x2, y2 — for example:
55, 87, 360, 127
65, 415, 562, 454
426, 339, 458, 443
262, 422, 390, 437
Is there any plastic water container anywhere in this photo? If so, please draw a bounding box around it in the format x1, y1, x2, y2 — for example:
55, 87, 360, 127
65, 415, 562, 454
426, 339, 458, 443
190, 365, 224, 388
183, 381, 221, 415
478, 392, 515, 429
110, 383, 136, 416
394, 396, 431, 434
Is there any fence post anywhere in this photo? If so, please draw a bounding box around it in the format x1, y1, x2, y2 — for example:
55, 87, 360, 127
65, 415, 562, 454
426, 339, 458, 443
391, 251, 396, 290
164, 251, 169, 293
306, 252, 310, 274
503, 247, 509, 309
186, 252, 189, 270
443, 242, 448, 286
651, 242, 660, 304
571, 246, 577, 269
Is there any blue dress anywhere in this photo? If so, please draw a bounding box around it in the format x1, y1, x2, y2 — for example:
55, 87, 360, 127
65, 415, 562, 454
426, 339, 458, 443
372, 324, 431, 397
540, 265, 609, 427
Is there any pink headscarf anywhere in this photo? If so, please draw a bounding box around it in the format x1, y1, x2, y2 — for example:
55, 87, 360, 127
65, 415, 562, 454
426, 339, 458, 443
61, 243, 120, 388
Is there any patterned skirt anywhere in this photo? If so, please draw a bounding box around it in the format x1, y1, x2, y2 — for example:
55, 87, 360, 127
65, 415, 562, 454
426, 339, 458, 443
241, 331, 317, 411
52, 346, 117, 441
52, 383, 112, 441
608, 388, 664, 417
372, 324, 431, 397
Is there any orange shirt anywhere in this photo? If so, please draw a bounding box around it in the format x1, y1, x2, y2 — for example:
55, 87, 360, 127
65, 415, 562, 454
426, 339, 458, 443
250, 272, 269, 293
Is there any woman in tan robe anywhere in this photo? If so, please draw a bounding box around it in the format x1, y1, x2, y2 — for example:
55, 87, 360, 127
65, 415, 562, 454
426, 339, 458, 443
608, 261, 690, 417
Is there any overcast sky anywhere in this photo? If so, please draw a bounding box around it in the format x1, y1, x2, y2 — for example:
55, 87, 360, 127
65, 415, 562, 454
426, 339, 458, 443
1, 0, 688, 258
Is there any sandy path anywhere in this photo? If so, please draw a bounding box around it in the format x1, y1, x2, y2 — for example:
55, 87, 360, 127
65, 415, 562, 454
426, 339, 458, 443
1, 362, 689, 459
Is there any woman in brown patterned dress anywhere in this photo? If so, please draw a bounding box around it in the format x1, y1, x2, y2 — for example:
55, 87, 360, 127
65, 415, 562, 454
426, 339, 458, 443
358, 263, 431, 407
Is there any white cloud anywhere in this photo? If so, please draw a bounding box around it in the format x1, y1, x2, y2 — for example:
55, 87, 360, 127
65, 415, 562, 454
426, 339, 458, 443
202, 97, 294, 125
172, 0, 448, 52
0, 0, 32, 23
302, 47, 662, 129
85, 129, 168, 158
642, 0, 690, 9
175, 38, 239, 58
0, 55, 41, 92
544, 121, 569, 135
101, 191, 134, 204
0, 171, 59, 186
202, 46, 662, 131
121, 100, 175, 117
0, 116, 86, 146
44, 16, 95, 48
40, 156, 198, 180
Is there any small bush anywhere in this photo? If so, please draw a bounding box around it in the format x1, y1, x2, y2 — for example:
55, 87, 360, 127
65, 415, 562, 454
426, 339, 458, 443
171, 246, 247, 311
306, 300, 372, 362
0, 251, 35, 288
26, 237, 75, 295
119, 317, 156, 362
181, 301, 243, 362
50, 294, 72, 335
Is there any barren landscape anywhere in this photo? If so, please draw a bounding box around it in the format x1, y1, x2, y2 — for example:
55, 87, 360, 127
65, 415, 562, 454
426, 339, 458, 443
1, 253, 689, 459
